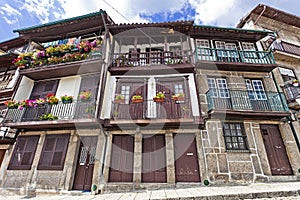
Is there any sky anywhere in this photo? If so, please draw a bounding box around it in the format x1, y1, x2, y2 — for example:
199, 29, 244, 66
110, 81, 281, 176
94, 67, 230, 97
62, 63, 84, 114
0, 0, 299, 42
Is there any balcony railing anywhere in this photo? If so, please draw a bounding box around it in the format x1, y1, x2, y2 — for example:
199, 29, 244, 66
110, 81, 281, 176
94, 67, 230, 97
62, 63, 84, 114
195, 48, 275, 65
111, 98, 192, 120
111, 50, 193, 67
271, 40, 300, 57
206, 90, 288, 112
4, 100, 96, 123
0, 73, 14, 91
281, 84, 300, 103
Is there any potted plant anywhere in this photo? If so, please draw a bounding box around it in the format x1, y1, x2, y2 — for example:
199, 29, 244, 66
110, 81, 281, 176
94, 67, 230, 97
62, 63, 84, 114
172, 93, 185, 101
61, 95, 73, 104
292, 79, 299, 87
153, 92, 165, 102
79, 90, 92, 101
46, 94, 59, 105
115, 94, 125, 104
4, 100, 19, 109
39, 113, 58, 120
131, 95, 143, 103
19, 99, 35, 109
35, 98, 46, 106
12, 57, 27, 68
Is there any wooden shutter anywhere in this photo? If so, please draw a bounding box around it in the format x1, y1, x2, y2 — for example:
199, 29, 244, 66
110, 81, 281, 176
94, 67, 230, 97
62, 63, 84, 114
8, 135, 40, 170
38, 134, 70, 170
30, 80, 59, 99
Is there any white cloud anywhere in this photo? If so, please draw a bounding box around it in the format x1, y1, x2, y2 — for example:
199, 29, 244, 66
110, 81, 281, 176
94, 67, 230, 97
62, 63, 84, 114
0, 3, 21, 25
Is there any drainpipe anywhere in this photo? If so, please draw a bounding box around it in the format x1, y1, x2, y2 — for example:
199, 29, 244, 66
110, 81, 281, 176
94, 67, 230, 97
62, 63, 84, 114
271, 71, 300, 152
254, 5, 266, 25
99, 130, 108, 193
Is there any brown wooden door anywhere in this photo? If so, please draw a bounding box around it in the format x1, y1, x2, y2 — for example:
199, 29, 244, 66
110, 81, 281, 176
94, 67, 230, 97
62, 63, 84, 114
260, 125, 293, 175
0, 149, 5, 168
174, 134, 200, 182
142, 135, 166, 183
73, 136, 98, 190
109, 135, 134, 182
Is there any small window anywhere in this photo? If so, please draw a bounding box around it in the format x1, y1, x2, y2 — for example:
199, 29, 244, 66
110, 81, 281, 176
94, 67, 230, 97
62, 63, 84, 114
196, 39, 211, 56
8, 135, 40, 170
245, 79, 267, 100
207, 78, 229, 98
223, 123, 248, 151
215, 41, 238, 58
37, 134, 70, 170
242, 42, 257, 58
121, 85, 131, 104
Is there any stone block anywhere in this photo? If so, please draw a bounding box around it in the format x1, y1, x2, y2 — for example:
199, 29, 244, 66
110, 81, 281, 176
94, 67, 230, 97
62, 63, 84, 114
215, 174, 229, 184
230, 173, 242, 180
207, 154, 218, 173
217, 154, 228, 173
242, 173, 254, 182
229, 162, 253, 173
251, 155, 262, 174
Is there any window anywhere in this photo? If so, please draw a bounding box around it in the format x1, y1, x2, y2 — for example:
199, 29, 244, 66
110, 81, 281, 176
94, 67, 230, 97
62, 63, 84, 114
279, 67, 296, 82
174, 84, 184, 95
215, 41, 238, 58
120, 85, 131, 104
223, 123, 248, 151
8, 135, 40, 170
37, 134, 70, 170
207, 78, 229, 98
245, 79, 267, 100
196, 39, 211, 56
242, 42, 257, 58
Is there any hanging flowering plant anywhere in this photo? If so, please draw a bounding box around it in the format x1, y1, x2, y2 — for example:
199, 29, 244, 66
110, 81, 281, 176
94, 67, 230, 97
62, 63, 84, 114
35, 98, 46, 105
79, 90, 92, 101
19, 99, 35, 109
46, 94, 59, 104
4, 100, 19, 109
12, 56, 27, 67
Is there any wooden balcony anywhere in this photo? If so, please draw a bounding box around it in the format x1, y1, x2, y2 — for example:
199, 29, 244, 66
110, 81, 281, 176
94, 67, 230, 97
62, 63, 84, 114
272, 40, 300, 57
109, 98, 198, 126
3, 100, 98, 129
195, 48, 276, 72
109, 50, 194, 75
0, 73, 15, 96
281, 84, 300, 110
206, 90, 290, 119
0, 127, 17, 144
19, 51, 103, 80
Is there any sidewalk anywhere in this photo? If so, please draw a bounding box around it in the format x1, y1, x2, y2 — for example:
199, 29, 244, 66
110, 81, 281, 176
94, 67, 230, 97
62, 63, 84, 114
1, 182, 300, 200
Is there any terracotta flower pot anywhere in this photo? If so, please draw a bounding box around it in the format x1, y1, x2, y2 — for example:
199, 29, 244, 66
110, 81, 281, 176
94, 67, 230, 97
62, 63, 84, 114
153, 98, 165, 103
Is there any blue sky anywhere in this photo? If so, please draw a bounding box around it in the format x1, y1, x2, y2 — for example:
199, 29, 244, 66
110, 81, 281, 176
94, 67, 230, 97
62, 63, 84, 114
0, 0, 299, 42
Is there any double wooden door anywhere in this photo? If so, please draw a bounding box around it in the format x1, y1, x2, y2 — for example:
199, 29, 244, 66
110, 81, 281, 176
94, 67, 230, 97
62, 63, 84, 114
142, 135, 166, 182
260, 125, 293, 175
73, 136, 98, 190
109, 135, 134, 182
174, 134, 200, 182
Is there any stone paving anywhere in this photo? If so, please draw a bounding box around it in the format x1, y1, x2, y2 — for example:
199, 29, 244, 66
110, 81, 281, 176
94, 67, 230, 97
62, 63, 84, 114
1, 182, 300, 199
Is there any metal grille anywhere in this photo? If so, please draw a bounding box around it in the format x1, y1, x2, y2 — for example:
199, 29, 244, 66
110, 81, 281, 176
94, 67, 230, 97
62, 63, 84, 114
79, 147, 88, 165
89, 146, 96, 164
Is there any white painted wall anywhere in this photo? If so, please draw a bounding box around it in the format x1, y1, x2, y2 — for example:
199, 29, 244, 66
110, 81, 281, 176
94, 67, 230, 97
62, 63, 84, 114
56, 75, 81, 100
6, 68, 19, 89
13, 76, 34, 101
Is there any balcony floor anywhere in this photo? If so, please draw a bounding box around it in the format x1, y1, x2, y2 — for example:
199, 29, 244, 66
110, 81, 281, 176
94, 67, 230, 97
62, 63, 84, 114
208, 109, 290, 119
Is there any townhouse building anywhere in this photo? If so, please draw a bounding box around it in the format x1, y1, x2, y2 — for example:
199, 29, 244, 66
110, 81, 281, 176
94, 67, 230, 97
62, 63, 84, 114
0, 6, 299, 195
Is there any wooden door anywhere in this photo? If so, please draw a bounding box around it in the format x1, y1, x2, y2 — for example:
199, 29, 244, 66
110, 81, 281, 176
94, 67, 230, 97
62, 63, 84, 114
142, 135, 166, 183
23, 80, 58, 121
109, 135, 134, 182
260, 125, 293, 175
73, 136, 98, 190
174, 134, 200, 182
0, 149, 5, 168
75, 75, 100, 118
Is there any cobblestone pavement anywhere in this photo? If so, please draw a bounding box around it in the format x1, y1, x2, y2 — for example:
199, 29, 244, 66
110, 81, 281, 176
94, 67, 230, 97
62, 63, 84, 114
1, 182, 300, 199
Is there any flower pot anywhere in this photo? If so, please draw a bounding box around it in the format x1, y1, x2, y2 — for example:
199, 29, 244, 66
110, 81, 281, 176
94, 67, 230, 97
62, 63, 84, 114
49, 102, 58, 105
132, 99, 143, 103
153, 98, 165, 103
8, 105, 18, 109
115, 99, 125, 104
81, 98, 91, 102
293, 82, 299, 87
62, 99, 73, 104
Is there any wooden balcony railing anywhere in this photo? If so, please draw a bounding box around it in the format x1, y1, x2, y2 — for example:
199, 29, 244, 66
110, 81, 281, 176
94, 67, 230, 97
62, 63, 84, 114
195, 48, 275, 65
111, 98, 192, 120
271, 40, 300, 57
0, 73, 14, 91
281, 84, 300, 103
4, 100, 96, 123
111, 50, 193, 67
206, 90, 288, 112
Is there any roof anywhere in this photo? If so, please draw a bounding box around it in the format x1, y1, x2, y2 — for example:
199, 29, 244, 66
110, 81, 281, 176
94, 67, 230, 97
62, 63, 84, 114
0, 37, 27, 52
108, 21, 194, 35
237, 4, 300, 28
13, 10, 114, 43
191, 24, 273, 42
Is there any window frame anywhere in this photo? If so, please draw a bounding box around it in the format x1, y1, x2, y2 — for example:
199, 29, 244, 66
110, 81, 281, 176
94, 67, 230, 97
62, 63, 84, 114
222, 122, 249, 152
196, 39, 211, 56
8, 135, 40, 170
245, 79, 267, 100
37, 134, 70, 170
207, 78, 230, 98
